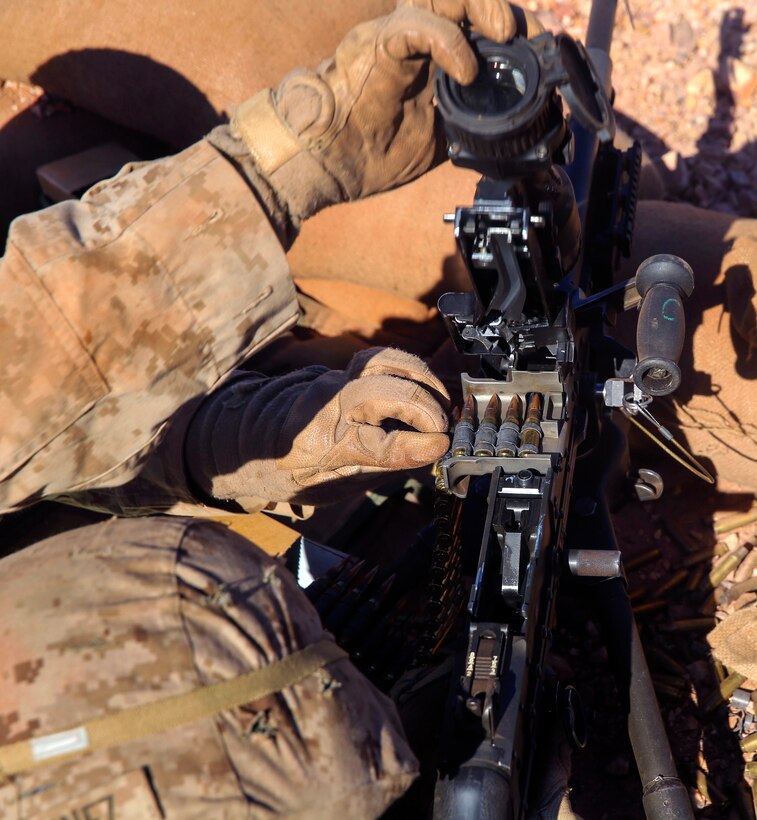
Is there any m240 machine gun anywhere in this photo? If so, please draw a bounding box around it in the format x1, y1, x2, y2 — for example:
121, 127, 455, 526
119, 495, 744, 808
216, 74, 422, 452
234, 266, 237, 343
425, 4, 712, 819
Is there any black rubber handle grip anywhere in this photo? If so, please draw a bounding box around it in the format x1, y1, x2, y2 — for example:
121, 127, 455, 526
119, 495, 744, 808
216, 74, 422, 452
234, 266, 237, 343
633, 254, 694, 396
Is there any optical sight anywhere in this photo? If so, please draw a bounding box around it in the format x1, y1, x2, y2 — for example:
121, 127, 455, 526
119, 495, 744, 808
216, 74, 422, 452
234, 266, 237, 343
435, 32, 614, 179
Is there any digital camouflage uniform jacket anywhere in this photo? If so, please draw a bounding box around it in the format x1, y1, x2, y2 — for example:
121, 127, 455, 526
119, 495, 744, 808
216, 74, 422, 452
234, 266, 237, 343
0, 136, 301, 516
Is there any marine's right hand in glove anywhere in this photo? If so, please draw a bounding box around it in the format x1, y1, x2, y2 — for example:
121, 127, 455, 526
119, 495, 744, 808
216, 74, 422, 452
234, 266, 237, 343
185, 348, 450, 509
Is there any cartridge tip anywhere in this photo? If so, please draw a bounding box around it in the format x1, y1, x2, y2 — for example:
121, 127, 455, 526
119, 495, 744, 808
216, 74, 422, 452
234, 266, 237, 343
460, 394, 476, 423
483, 393, 500, 425
504, 393, 523, 424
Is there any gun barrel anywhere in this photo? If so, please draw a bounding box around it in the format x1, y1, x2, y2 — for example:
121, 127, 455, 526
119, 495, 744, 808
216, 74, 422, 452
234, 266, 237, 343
585, 0, 618, 53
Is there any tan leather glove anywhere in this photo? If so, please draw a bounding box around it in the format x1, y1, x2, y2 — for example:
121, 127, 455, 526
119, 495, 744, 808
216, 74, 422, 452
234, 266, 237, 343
185, 348, 450, 508
231, 0, 537, 230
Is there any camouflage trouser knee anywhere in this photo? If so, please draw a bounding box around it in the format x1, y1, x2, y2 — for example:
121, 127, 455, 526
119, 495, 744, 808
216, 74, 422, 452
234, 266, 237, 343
0, 516, 417, 818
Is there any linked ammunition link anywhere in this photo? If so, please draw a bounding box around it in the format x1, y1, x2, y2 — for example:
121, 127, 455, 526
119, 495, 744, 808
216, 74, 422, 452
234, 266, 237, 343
306, 556, 423, 688
418, 491, 466, 661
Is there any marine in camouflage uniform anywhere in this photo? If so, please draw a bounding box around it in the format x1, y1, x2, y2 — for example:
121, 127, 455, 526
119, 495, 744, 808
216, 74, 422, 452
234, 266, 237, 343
0, 1, 533, 816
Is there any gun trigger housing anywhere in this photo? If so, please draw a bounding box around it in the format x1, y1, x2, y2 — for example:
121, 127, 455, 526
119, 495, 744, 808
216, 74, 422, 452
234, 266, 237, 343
464, 623, 508, 738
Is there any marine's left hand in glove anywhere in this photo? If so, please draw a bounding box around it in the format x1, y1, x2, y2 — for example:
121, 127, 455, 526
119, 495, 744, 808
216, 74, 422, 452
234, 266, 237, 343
185, 348, 450, 508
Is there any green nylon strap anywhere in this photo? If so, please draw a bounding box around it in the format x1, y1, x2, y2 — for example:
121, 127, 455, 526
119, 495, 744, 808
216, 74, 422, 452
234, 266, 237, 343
0, 639, 347, 776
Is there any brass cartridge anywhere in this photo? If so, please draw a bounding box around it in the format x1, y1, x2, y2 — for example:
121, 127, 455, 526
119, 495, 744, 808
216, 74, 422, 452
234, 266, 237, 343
495, 394, 522, 457
518, 393, 543, 457
451, 395, 476, 457
473, 394, 500, 456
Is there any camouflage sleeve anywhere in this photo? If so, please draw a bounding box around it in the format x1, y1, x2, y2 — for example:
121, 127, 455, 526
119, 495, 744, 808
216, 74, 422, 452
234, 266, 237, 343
0, 139, 300, 514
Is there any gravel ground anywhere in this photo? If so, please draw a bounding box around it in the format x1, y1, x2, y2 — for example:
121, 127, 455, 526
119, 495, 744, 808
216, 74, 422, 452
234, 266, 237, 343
531, 0, 757, 216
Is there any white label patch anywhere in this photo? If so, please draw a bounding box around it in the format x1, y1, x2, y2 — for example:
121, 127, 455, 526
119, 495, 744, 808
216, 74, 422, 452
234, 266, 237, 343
30, 726, 90, 762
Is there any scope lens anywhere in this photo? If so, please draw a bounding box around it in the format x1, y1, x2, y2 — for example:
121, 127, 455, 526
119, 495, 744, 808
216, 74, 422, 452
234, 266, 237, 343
454, 56, 527, 116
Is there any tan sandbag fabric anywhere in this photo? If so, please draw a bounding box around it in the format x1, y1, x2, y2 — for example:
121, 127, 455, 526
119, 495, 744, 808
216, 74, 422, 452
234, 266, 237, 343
0, 0, 397, 147
0, 517, 417, 818
708, 607, 757, 681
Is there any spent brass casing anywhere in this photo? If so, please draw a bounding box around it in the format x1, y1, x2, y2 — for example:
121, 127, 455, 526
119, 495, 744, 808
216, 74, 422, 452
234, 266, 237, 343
695, 770, 728, 805
662, 519, 700, 553
655, 569, 689, 598
720, 670, 748, 700
653, 681, 685, 701
632, 600, 667, 616
734, 548, 757, 584
702, 671, 748, 713
741, 732, 757, 753
451, 395, 476, 456
659, 617, 717, 633
685, 564, 706, 592
518, 393, 543, 457
625, 547, 663, 572
709, 545, 749, 588
682, 547, 716, 568
651, 672, 688, 690
713, 658, 727, 683
473, 394, 500, 456
645, 646, 688, 678
744, 761, 757, 780
496, 394, 522, 457
714, 505, 757, 534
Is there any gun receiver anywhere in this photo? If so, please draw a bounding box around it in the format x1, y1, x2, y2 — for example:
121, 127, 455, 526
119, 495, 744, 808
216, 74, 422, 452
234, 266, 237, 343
430, 19, 695, 820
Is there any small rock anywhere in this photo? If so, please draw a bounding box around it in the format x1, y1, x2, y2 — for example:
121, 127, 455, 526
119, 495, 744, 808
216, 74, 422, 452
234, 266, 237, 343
670, 16, 697, 57
723, 58, 757, 107
589, 646, 609, 665
686, 67, 716, 100
604, 754, 631, 777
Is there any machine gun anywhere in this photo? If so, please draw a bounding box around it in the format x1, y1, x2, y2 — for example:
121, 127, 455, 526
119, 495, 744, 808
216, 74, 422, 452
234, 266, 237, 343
424, 4, 709, 818
302, 3, 713, 814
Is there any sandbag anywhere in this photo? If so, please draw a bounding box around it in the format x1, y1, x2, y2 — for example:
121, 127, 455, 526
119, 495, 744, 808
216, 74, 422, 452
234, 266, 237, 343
0, 0, 395, 147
